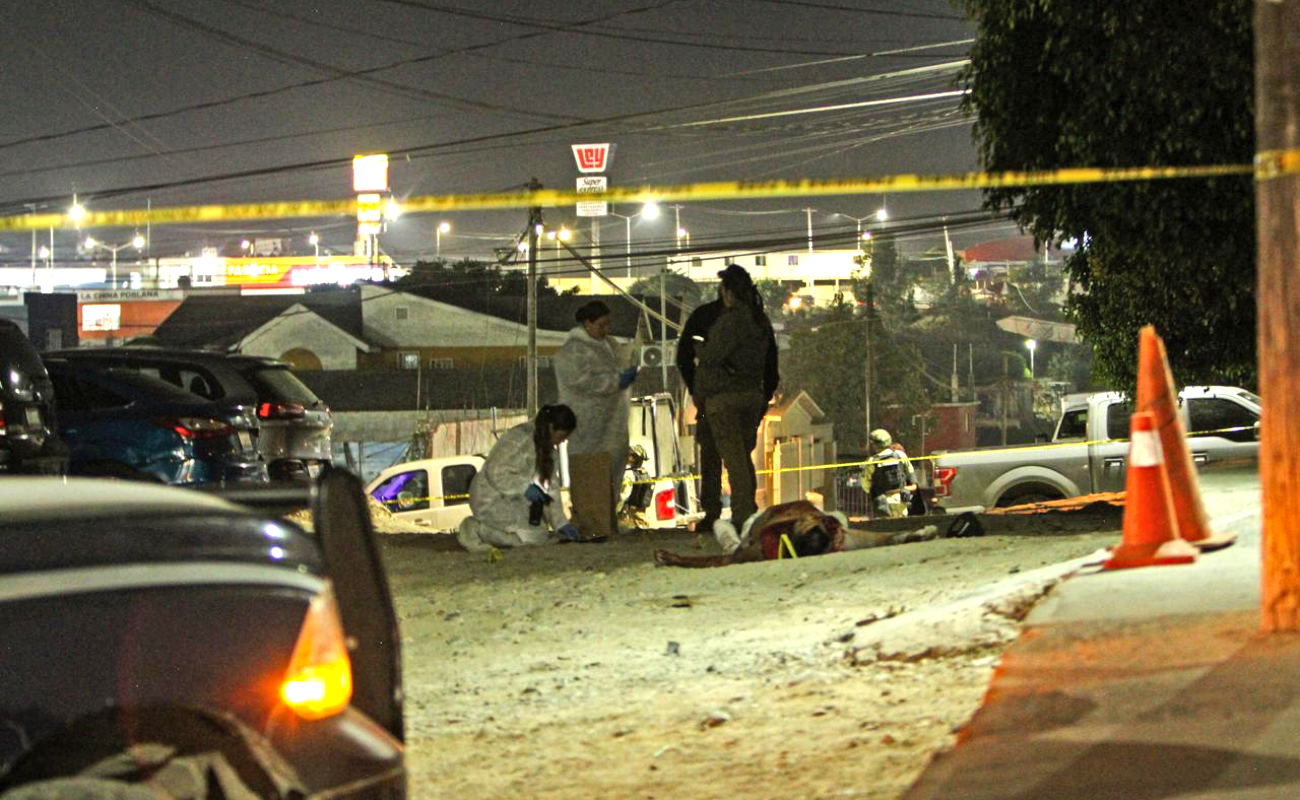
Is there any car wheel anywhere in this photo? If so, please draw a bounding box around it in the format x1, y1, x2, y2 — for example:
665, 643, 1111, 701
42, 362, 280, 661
0, 778, 159, 800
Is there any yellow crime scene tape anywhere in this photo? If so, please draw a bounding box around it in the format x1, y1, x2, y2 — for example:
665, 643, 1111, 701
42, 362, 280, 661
380, 424, 1255, 507
3, 152, 1298, 233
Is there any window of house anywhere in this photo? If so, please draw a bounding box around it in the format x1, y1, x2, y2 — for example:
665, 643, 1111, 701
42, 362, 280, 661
398, 352, 420, 370
429, 357, 455, 370
441, 464, 477, 507
754, 255, 767, 267
787, 255, 800, 266
394, 306, 409, 321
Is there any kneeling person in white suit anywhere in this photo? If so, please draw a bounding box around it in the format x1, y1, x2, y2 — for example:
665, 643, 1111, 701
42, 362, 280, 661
457, 404, 581, 551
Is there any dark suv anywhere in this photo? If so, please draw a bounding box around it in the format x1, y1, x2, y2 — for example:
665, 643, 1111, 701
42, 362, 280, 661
0, 471, 404, 799
49, 347, 331, 481
0, 320, 65, 475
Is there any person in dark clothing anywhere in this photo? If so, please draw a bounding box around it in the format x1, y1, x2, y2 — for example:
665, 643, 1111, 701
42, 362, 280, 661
677, 264, 779, 529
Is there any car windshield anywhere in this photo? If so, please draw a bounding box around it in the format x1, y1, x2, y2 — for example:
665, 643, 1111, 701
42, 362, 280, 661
246, 366, 321, 405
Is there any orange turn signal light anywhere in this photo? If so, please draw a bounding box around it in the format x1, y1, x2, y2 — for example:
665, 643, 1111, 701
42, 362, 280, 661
280, 582, 353, 720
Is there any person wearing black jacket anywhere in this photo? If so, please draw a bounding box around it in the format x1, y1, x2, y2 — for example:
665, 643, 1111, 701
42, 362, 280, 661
676, 264, 780, 529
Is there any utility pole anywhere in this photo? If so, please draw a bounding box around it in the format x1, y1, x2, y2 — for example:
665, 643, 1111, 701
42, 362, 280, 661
864, 280, 875, 436
526, 178, 542, 418
1256, 0, 1300, 632
1000, 354, 1010, 447
803, 207, 816, 254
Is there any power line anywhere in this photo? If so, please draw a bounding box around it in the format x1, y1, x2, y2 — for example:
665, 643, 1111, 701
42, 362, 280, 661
0, 0, 679, 153
119, 0, 581, 123
748, 0, 967, 22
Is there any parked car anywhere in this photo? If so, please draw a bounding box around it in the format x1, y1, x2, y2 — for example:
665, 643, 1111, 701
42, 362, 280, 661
368, 455, 484, 530
0, 320, 66, 475
0, 471, 405, 799
930, 385, 1260, 513
45, 360, 268, 485
48, 347, 331, 481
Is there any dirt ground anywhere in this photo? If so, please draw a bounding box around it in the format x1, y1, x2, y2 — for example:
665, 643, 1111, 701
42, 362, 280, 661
380, 519, 1118, 800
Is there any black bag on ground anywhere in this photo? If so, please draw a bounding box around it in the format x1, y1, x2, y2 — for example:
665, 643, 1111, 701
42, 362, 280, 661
946, 511, 985, 539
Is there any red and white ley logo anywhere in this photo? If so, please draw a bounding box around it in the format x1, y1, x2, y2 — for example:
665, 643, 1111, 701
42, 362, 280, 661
572, 143, 612, 173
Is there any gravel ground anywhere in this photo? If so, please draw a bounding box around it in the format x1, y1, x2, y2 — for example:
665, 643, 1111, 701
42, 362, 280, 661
380, 519, 1118, 800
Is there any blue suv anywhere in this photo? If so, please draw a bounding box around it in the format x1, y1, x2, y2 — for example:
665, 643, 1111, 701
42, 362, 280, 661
45, 361, 268, 485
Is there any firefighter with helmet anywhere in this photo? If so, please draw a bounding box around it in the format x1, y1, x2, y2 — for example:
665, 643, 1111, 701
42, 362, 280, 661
859, 428, 917, 519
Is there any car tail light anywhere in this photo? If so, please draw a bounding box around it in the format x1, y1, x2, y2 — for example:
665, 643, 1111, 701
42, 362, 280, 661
0, 401, 6, 436
259, 402, 306, 420
655, 487, 675, 521
280, 582, 353, 720
933, 466, 958, 498
161, 417, 235, 439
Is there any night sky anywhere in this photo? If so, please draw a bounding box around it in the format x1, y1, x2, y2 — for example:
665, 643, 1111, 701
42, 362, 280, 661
0, 0, 1005, 269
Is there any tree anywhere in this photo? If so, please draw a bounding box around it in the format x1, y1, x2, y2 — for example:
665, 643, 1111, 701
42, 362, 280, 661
398, 258, 557, 297
629, 271, 704, 307
958, 0, 1256, 393
755, 279, 792, 312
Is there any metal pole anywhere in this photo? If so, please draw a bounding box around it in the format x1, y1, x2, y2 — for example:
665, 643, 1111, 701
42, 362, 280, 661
112, 247, 118, 288
864, 281, 874, 435
625, 216, 632, 278
526, 179, 542, 418
660, 267, 669, 390
804, 207, 815, 254
436, 229, 441, 259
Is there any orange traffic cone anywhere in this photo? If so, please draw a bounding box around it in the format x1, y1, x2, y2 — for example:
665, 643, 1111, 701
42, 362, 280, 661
1135, 325, 1237, 551
1103, 411, 1198, 570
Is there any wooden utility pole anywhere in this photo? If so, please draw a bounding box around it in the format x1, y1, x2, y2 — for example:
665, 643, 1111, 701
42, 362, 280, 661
526, 178, 542, 419
1257, 0, 1300, 632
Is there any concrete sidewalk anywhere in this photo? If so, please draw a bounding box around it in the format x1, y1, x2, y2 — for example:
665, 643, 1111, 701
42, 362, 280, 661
904, 477, 1300, 800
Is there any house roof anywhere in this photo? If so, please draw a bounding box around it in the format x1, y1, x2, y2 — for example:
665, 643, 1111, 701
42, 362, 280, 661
150, 288, 368, 349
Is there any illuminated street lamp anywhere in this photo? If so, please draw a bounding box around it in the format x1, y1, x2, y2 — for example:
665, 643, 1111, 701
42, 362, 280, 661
85, 235, 146, 288
240, 239, 251, 252
68, 196, 85, 227
309, 232, 320, 264
437, 221, 451, 259
608, 204, 661, 278
876, 206, 888, 222
1025, 339, 1037, 376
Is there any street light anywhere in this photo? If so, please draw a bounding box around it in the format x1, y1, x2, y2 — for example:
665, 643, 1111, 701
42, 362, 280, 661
84, 235, 146, 288
240, 239, 251, 252
68, 196, 85, 227
608, 204, 661, 279
875, 207, 889, 222
309, 232, 320, 264
1025, 339, 1037, 377
436, 221, 451, 259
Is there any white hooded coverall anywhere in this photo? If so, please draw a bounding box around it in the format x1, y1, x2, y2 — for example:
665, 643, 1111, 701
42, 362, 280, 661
553, 325, 630, 497
456, 421, 569, 551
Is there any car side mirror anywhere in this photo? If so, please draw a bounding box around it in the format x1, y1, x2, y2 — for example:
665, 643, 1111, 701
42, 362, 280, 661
314, 467, 405, 742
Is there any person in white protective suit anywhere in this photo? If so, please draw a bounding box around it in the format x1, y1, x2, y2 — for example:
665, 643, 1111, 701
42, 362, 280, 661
553, 300, 637, 513
456, 404, 582, 551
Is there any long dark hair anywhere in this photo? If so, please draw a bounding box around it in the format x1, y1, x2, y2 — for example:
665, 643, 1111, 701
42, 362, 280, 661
533, 404, 577, 482
721, 268, 767, 327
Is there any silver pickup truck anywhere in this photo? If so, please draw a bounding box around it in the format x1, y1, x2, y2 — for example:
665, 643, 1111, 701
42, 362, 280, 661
931, 386, 1260, 513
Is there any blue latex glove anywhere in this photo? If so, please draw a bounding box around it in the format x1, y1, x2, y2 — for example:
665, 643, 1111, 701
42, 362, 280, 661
618, 366, 638, 390
524, 483, 550, 505
557, 523, 581, 542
